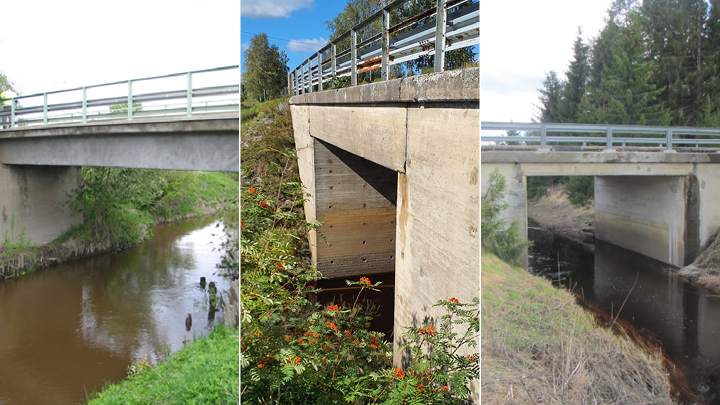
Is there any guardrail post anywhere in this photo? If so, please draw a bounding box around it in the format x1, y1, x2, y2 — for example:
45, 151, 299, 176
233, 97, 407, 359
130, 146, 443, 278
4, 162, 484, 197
666, 128, 673, 151
606, 127, 613, 150
128, 80, 133, 119
434, 0, 447, 73
540, 125, 547, 149
317, 52, 323, 92
187, 72, 193, 116
331, 43, 337, 88
43, 93, 48, 125
381, 8, 390, 81
287, 72, 292, 96
10, 99, 15, 128
296, 68, 300, 95
300, 65, 305, 95
82, 87, 87, 123
308, 60, 313, 93
351, 29, 357, 86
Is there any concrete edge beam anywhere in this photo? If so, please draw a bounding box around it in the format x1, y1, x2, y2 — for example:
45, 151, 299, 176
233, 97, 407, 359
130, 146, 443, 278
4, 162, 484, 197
289, 68, 479, 105
481, 150, 709, 164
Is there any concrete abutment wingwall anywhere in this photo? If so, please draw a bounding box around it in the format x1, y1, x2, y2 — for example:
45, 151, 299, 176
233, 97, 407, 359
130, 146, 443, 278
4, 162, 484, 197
290, 68, 480, 400
0, 165, 82, 245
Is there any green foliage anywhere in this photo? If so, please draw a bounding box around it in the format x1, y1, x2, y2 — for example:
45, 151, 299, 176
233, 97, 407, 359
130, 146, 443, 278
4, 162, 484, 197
564, 176, 595, 207
86, 325, 239, 404
366, 298, 479, 404
241, 151, 478, 403
67, 168, 238, 251
481, 169, 531, 266
109, 102, 143, 115
242, 33, 289, 102
537, 70, 565, 122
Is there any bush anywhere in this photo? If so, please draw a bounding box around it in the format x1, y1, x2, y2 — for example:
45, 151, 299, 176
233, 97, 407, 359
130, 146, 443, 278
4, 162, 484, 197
481, 169, 532, 266
564, 176, 594, 206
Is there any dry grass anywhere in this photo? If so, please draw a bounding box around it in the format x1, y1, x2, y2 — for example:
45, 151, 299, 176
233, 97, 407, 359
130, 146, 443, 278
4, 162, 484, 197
482, 253, 683, 404
677, 232, 720, 295
528, 184, 594, 242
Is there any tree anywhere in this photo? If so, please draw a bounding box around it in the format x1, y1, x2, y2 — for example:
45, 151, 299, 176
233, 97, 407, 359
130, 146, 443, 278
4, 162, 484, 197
640, 0, 708, 126
536, 70, 565, 122
594, 12, 670, 125
558, 28, 591, 122
242, 34, 289, 102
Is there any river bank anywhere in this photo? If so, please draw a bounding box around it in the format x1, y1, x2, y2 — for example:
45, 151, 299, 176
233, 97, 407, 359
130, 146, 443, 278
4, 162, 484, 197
0, 171, 238, 280
527, 183, 595, 243
481, 252, 684, 403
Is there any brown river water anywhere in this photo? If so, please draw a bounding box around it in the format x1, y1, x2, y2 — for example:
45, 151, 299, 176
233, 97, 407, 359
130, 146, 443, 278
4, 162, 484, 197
0, 213, 235, 405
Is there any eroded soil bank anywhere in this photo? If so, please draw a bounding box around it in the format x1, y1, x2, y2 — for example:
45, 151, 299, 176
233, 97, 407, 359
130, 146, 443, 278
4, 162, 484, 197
527, 184, 594, 243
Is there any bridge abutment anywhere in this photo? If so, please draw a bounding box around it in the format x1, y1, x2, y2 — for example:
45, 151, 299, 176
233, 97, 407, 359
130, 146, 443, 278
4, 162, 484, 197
290, 68, 480, 399
595, 175, 697, 267
0, 165, 81, 245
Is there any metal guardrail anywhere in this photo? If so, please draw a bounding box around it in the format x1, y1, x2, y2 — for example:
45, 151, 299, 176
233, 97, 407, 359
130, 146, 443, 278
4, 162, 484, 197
288, 0, 478, 95
0, 65, 239, 129
481, 122, 720, 151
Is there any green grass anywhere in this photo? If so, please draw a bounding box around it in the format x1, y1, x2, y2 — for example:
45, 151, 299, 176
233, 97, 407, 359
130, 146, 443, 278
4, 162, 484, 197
86, 326, 239, 405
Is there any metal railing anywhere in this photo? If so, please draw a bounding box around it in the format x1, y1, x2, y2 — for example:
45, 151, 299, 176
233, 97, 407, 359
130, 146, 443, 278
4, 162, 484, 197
288, 0, 478, 95
481, 122, 720, 152
0, 65, 239, 129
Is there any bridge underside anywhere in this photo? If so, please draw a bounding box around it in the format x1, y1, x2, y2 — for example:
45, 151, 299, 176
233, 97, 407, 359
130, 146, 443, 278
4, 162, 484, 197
0, 113, 239, 172
482, 151, 720, 268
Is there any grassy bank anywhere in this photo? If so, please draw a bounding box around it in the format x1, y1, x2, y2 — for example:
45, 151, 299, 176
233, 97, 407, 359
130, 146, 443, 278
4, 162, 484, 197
86, 325, 239, 405
0, 170, 239, 279
481, 252, 679, 404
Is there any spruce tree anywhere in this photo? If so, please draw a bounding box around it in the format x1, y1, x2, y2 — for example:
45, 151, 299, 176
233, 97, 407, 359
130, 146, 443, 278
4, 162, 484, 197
559, 29, 591, 122
536, 71, 565, 122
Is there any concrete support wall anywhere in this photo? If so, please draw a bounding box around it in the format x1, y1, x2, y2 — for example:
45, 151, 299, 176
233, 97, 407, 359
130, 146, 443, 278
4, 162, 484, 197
595, 176, 692, 267
0, 165, 82, 245
394, 103, 479, 400
479, 162, 528, 252
694, 165, 720, 250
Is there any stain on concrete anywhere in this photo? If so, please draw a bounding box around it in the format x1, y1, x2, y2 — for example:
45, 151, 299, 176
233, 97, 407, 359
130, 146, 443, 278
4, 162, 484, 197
470, 167, 478, 185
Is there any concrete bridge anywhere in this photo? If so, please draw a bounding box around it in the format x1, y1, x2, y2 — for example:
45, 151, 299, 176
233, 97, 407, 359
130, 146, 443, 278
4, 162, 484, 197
0, 66, 239, 245
481, 145, 720, 269
289, 68, 479, 373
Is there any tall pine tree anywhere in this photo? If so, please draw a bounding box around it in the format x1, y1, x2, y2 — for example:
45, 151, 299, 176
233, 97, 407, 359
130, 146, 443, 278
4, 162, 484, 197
536, 70, 565, 122
558, 29, 591, 122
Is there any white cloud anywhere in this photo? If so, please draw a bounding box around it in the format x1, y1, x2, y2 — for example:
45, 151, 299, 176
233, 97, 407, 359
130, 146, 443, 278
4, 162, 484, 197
241, 0, 313, 18
482, 0, 613, 122
242, 42, 250, 52
287, 38, 329, 53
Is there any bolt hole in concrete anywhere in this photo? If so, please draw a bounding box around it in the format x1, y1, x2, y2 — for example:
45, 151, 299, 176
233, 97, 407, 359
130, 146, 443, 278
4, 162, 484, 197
363, 203, 367, 208
330, 261, 334, 264
362, 258, 367, 262
329, 186, 333, 189
363, 241, 366, 244
329, 170, 333, 173
363, 223, 366, 226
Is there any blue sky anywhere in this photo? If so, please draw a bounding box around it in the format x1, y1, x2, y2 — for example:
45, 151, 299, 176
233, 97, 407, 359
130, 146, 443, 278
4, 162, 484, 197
241, 0, 349, 74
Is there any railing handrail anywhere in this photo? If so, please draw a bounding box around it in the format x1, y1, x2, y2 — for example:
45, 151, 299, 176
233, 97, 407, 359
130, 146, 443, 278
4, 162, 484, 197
481, 121, 720, 151
0, 66, 239, 129
288, 0, 478, 95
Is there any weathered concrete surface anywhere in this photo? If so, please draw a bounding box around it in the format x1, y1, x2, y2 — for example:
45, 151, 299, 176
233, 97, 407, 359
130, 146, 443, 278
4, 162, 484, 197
290, 69, 480, 400
0, 113, 239, 172
595, 176, 691, 267
307, 105, 407, 172
289, 67, 478, 105
0, 165, 82, 245
395, 103, 480, 349
694, 165, 720, 250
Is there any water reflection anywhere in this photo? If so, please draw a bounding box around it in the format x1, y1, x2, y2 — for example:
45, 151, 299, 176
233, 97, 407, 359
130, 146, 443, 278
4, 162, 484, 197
0, 213, 235, 405
529, 225, 720, 403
